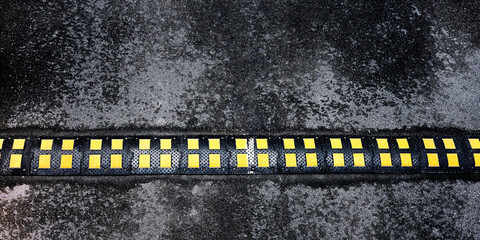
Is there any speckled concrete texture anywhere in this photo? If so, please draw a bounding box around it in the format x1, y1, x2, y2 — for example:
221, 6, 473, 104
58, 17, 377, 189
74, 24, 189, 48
1, 0, 480, 131
1, 0, 480, 239
1, 176, 480, 239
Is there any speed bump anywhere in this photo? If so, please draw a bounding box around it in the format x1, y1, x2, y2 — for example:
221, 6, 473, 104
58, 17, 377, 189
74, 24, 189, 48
1, 138, 30, 175
325, 137, 372, 173
81, 138, 131, 175
371, 137, 420, 173
277, 137, 323, 173
180, 136, 228, 174
0, 135, 479, 175
30, 138, 82, 175
228, 137, 278, 174
419, 137, 471, 173
131, 138, 180, 174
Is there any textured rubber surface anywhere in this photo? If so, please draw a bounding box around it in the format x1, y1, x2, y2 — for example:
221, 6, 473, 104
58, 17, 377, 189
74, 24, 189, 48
0, 135, 479, 175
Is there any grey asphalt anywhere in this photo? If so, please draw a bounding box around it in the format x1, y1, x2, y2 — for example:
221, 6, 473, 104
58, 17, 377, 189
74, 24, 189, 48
1, 0, 480, 239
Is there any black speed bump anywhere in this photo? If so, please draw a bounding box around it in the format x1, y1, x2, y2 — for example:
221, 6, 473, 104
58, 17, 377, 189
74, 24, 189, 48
371, 137, 420, 173
418, 137, 472, 173
80, 138, 131, 175
277, 136, 324, 174
31, 138, 82, 175
227, 136, 279, 174
180, 136, 229, 174
0, 135, 479, 175
0, 138, 30, 175
324, 137, 373, 173
131, 137, 181, 175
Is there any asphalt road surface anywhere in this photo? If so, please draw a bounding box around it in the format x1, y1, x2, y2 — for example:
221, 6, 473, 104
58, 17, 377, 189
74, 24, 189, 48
1, 0, 480, 239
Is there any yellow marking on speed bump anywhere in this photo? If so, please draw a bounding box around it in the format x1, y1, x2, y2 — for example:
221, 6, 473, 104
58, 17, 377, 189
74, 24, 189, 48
423, 138, 436, 149
469, 139, 480, 149
89, 155, 101, 169
333, 153, 344, 167
139, 154, 150, 168
330, 138, 342, 149
139, 139, 150, 150
12, 139, 25, 150
258, 154, 269, 167
475, 154, 480, 167
305, 153, 318, 167
62, 140, 75, 150
351, 138, 363, 149
376, 139, 389, 149
427, 153, 439, 167
111, 139, 123, 150
40, 139, 53, 150
447, 153, 459, 167
9, 154, 22, 168
306, 153, 318, 167
285, 153, 297, 167
303, 138, 316, 149
209, 139, 220, 150
400, 153, 412, 167
353, 153, 365, 167
397, 138, 409, 149
60, 155, 73, 169
0, 139, 4, 149
236, 139, 247, 149
283, 139, 295, 149
256, 139, 268, 149
110, 154, 122, 168
90, 139, 102, 150
237, 154, 248, 167
38, 155, 51, 169
442, 139, 456, 149
380, 153, 392, 167
160, 139, 172, 150
188, 139, 199, 150
160, 154, 171, 168
188, 154, 199, 168
209, 154, 221, 168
